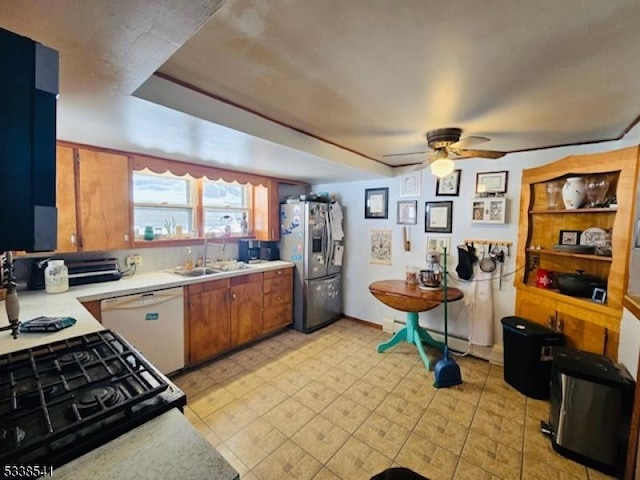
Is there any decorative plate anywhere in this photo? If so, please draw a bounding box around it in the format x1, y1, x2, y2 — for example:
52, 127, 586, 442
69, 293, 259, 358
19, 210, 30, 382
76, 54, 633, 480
579, 227, 608, 246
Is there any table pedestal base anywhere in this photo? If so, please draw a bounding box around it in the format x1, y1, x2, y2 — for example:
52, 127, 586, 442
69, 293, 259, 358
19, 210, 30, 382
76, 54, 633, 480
377, 312, 446, 370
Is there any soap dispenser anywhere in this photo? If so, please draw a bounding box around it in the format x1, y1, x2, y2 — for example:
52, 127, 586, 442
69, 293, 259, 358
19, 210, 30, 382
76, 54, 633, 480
185, 248, 193, 270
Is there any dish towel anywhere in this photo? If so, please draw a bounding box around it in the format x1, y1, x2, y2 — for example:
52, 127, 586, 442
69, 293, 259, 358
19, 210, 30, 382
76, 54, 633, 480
465, 264, 494, 346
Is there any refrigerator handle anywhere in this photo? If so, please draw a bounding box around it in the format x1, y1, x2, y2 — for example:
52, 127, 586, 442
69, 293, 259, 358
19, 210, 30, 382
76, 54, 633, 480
325, 207, 332, 269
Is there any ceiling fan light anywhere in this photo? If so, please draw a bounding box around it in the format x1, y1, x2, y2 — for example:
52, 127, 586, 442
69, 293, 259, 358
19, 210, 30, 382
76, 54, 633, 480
430, 158, 455, 178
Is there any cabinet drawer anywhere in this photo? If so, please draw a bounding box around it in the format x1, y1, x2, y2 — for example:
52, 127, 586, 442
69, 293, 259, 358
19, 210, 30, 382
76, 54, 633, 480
263, 304, 292, 332
264, 275, 292, 294
230, 272, 262, 286
264, 268, 293, 280
264, 289, 292, 309
188, 278, 229, 295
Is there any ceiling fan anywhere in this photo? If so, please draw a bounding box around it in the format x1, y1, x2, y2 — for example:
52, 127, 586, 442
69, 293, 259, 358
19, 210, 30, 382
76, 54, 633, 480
384, 128, 506, 177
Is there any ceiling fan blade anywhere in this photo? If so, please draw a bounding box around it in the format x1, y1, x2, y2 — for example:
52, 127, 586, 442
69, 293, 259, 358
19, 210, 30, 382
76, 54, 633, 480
382, 150, 427, 158
448, 135, 490, 150
453, 149, 506, 159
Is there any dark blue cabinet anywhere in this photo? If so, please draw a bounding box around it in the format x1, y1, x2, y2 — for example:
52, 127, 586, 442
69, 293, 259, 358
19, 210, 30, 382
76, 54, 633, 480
0, 27, 58, 252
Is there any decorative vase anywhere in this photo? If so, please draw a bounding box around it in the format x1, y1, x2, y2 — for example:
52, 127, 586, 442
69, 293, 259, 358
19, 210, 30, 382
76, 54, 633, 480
562, 177, 586, 209
545, 180, 563, 210
584, 174, 610, 208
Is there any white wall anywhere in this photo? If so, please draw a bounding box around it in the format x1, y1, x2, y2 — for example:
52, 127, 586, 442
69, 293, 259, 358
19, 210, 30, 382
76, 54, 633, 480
314, 129, 639, 356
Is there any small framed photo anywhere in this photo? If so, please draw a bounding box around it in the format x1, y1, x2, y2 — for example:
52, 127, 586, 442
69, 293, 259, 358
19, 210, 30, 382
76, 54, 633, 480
397, 200, 417, 225
436, 169, 461, 196
592, 288, 607, 304
400, 171, 421, 197
365, 187, 389, 219
426, 235, 451, 255
476, 171, 508, 194
559, 229, 582, 246
425, 201, 453, 233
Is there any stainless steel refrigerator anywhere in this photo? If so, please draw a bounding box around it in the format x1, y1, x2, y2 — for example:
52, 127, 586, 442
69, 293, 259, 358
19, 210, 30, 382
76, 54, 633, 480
280, 201, 343, 332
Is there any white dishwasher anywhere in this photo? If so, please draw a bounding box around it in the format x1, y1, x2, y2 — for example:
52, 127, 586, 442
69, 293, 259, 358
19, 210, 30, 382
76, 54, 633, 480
100, 286, 185, 375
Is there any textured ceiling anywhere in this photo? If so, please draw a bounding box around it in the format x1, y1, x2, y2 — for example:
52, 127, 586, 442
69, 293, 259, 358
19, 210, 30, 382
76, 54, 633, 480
156, 0, 640, 166
2, 1, 640, 182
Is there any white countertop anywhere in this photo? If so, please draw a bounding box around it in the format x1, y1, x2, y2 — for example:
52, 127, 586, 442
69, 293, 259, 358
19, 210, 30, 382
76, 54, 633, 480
0, 260, 293, 355
53, 409, 239, 480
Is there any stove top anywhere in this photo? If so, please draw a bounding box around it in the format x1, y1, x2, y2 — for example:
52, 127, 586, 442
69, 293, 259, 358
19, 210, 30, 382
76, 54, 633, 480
0, 329, 186, 472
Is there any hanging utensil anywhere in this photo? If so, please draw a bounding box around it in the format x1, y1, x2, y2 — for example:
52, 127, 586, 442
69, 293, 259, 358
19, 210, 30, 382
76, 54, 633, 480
497, 249, 505, 290
479, 244, 497, 273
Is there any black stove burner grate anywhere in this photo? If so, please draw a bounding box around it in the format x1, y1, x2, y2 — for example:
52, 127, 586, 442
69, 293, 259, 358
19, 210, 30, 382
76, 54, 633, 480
0, 329, 185, 470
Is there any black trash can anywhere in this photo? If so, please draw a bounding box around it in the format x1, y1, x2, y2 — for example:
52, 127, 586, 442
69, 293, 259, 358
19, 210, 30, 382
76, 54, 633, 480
501, 316, 564, 399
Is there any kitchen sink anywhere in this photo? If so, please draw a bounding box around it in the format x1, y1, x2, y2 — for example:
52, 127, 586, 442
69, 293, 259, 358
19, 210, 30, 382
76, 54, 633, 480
170, 263, 257, 277
171, 267, 219, 277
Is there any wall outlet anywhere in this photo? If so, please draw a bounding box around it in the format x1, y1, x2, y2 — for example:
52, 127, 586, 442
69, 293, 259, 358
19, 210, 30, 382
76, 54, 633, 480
382, 316, 395, 333
126, 255, 143, 267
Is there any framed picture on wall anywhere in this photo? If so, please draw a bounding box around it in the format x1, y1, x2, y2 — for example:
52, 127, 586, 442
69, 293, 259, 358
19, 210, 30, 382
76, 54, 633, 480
426, 235, 451, 255
425, 201, 453, 233
436, 169, 461, 196
364, 188, 389, 219
476, 171, 508, 194
397, 200, 417, 225
370, 229, 392, 265
400, 171, 421, 197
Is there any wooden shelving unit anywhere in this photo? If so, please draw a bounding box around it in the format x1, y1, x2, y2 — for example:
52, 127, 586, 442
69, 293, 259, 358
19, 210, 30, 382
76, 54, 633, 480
514, 145, 640, 359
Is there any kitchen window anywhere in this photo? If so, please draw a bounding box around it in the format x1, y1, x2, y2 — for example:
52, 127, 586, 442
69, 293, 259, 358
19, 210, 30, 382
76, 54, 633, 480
203, 179, 250, 236
130, 154, 279, 243
132, 169, 251, 239
133, 169, 195, 238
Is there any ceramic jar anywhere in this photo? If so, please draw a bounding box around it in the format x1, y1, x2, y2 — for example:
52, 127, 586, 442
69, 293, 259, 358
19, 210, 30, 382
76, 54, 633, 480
45, 260, 69, 294
562, 177, 586, 209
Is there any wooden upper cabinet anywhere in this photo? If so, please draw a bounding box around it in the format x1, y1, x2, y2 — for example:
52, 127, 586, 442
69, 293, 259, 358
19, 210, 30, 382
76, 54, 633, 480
55, 145, 78, 252
76, 149, 131, 251
253, 180, 280, 241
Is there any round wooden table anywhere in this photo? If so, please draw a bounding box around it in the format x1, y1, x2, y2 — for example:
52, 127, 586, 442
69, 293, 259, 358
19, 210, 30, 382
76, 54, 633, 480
369, 280, 463, 370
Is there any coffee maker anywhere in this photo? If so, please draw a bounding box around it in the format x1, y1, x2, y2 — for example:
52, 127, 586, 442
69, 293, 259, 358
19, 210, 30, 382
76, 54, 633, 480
238, 239, 261, 263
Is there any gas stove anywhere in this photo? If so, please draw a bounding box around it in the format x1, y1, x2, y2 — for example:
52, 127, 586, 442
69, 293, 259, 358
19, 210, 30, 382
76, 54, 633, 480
0, 329, 186, 473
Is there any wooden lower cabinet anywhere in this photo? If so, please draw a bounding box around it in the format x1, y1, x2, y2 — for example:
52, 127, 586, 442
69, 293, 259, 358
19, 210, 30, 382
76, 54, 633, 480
515, 288, 618, 358
262, 268, 293, 334
187, 278, 231, 364
186, 268, 293, 365
81, 300, 102, 322
230, 273, 263, 346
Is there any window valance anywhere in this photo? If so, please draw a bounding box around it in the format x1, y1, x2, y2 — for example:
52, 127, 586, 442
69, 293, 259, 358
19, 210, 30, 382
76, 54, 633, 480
132, 155, 271, 187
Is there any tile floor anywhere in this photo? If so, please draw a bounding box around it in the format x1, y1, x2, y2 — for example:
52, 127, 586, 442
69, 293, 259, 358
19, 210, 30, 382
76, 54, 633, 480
173, 319, 616, 480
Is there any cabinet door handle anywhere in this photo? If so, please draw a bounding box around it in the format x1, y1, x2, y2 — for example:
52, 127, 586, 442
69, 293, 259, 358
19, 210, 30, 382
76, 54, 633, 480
548, 315, 556, 330
71, 233, 77, 246
124, 233, 129, 243
556, 318, 564, 332
276, 296, 282, 302
232, 293, 236, 300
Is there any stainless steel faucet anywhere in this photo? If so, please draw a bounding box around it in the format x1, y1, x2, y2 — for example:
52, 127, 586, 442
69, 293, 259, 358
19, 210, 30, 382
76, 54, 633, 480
202, 227, 226, 266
